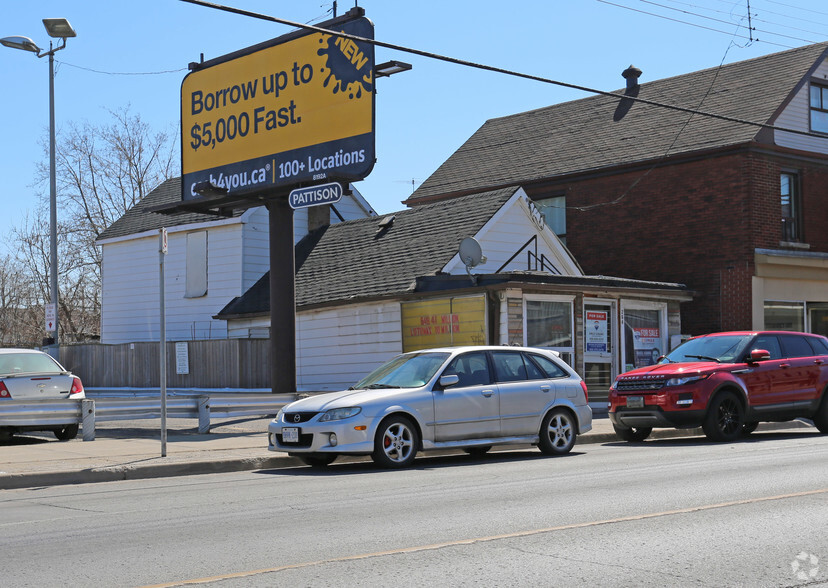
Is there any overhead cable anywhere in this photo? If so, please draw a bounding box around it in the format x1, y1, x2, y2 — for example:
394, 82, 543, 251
179, 0, 825, 141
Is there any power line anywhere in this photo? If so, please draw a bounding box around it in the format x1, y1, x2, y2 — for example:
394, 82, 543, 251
634, 0, 820, 43
177, 0, 824, 141
56, 62, 188, 76
596, 0, 793, 47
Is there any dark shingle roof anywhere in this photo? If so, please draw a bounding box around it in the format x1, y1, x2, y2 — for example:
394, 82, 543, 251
408, 43, 828, 202
216, 187, 519, 316
97, 178, 242, 241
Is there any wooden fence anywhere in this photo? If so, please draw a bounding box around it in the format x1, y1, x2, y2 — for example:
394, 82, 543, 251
61, 340, 271, 389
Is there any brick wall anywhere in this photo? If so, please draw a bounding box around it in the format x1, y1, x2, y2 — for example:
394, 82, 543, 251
531, 149, 828, 335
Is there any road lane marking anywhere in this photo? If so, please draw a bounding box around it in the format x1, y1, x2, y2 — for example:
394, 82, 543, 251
143, 486, 828, 587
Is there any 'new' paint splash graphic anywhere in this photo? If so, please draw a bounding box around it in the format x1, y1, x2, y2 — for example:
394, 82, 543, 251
317, 32, 373, 99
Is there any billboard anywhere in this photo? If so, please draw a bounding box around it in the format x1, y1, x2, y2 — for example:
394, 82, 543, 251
180, 15, 375, 201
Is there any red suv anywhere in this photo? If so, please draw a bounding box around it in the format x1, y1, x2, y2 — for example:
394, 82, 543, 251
608, 331, 828, 442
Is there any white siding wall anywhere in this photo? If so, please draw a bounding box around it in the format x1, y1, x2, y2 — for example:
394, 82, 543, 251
101, 223, 245, 343
296, 302, 402, 392
442, 192, 581, 276
101, 237, 162, 343
241, 207, 270, 291
775, 58, 828, 153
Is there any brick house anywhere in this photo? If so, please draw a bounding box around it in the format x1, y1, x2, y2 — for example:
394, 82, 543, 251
405, 42, 828, 338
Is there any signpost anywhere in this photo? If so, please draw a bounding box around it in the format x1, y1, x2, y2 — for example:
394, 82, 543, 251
288, 182, 342, 209
45, 303, 56, 333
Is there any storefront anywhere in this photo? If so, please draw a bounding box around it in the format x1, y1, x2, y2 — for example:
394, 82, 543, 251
411, 274, 691, 407
753, 249, 828, 336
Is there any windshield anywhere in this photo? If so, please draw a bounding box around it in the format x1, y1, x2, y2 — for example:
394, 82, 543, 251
354, 352, 450, 389
661, 335, 753, 365
0, 352, 64, 376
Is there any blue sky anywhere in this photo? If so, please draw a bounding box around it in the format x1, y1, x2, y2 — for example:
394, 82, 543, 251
3, 0, 828, 253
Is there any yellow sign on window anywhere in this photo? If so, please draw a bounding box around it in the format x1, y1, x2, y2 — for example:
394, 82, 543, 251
401, 296, 487, 353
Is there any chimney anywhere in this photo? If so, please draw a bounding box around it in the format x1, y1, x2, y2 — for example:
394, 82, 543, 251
622, 65, 642, 91
308, 204, 331, 233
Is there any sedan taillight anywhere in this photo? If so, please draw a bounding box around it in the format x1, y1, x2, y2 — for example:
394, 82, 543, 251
69, 377, 84, 396
0, 382, 9, 399
580, 380, 589, 403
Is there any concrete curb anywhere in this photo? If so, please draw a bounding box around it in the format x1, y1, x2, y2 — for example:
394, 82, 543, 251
1, 421, 815, 490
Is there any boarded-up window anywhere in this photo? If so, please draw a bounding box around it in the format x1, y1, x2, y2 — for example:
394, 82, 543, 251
185, 231, 208, 298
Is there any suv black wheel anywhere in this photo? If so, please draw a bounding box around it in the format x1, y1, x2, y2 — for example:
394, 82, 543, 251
703, 391, 744, 442
814, 391, 828, 433
741, 422, 758, 436
612, 424, 652, 442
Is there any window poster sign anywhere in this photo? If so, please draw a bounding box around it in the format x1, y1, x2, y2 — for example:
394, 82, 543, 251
585, 311, 608, 353
623, 308, 663, 370
401, 296, 487, 353
633, 327, 661, 367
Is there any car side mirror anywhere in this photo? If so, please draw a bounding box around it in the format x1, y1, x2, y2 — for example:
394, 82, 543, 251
439, 374, 460, 388
748, 349, 771, 363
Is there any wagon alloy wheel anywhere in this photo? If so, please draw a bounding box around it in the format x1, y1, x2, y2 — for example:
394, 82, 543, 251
702, 391, 744, 442
538, 408, 576, 455
372, 416, 418, 468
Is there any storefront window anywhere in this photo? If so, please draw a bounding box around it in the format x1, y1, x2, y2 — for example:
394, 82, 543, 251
524, 297, 573, 364
622, 304, 666, 371
809, 303, 828, 337
764, 301, 804, 332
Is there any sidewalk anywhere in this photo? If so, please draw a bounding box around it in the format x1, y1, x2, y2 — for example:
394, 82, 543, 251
0, 417, 815, 490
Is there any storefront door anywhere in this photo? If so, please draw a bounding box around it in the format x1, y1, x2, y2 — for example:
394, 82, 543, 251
583, 301, 615, 404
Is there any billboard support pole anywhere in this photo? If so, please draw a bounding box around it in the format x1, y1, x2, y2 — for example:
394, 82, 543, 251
267, 198, 296, 394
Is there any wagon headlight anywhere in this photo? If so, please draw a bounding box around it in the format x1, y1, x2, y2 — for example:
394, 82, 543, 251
274, 408, 285, 423
665, 374, 708, 386
319, 407, 362, 422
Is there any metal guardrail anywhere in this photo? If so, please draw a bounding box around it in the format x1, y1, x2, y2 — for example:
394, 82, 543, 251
0, 393, 294, 441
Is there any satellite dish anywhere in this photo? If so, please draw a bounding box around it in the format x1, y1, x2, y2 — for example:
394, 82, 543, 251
459, 237, 484, 268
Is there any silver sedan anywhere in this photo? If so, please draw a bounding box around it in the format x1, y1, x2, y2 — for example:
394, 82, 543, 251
269, 346, 592, 468
0, 348, 85, 440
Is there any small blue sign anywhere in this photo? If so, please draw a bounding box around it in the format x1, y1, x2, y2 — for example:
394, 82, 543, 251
288, 182, 343, 209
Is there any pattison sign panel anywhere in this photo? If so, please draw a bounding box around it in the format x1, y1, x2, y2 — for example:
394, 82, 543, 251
180, 16, 375, 200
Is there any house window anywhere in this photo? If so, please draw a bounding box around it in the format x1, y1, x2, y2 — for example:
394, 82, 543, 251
185, 231, 208, 298
780, 172, 801, 242
535, 196, 566, 243
810, 83, 828, 134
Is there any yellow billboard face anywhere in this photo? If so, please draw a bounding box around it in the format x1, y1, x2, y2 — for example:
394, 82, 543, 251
180, 16, 374, 200
401, 296, 488, 353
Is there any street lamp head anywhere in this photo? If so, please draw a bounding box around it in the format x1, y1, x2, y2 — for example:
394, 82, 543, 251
0, 35, 41, 53
42, 18, 76, 39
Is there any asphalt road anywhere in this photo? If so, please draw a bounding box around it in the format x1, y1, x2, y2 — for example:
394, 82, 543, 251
3, 430, 828, 587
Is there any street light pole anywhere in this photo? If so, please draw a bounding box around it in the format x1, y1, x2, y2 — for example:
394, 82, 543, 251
48, 43, 59, 359
1, 19, 75, 360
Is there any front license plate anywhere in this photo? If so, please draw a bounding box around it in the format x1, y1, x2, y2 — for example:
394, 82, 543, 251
282, 427, 300, 443
626, 396, 644, 409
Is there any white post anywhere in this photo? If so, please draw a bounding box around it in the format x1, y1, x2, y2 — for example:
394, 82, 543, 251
159, 228, 168, 457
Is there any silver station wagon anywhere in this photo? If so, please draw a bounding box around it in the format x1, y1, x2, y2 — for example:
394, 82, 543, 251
269, 346, 592, 468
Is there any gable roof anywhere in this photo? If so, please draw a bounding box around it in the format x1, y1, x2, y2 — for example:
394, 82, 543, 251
216, 187, 519, 316
407, 42, 828, 203
96, 177, 242, 241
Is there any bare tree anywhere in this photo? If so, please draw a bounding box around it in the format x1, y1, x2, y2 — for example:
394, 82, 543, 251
12, 105, 179, 344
